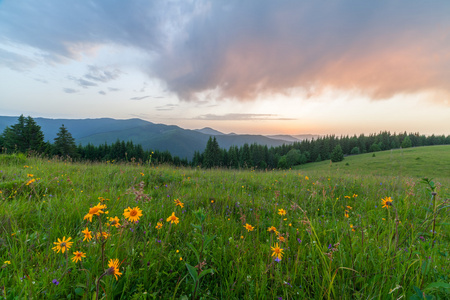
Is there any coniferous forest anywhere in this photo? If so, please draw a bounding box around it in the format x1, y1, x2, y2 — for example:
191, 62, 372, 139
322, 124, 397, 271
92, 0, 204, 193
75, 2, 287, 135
1, 115, 450, 169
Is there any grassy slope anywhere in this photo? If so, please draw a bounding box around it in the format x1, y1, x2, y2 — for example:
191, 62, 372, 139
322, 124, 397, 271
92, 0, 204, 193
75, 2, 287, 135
0, 148, 449, 299
296, 145, 450, 182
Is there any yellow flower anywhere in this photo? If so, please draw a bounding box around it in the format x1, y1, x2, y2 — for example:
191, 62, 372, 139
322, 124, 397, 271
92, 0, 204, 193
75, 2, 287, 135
244, 223, 254, 232
278, 236, 286, 242
155, 222, 163, 229
267, 226, 277, 232
346, 206, 353, 210
350, 224, 355, 232
52, 236, 73, 253
344, 211, 349, 218
26, 179, 35, 186
27, 174, 33, 177
109, 216, 121, 228
305, 176, 309, 180
82, 227, 92, 242
123, 206, 143, 222
278, 209, 286, 216
271, 243, 284, 260
97, 231, 110, 240
4, 261, 11, 265
107, 259, 122, 280
166, 212, 179, 224
179, 257, 183, 261
381, 197, 393, 209
174, 199, 184, 208
84, 203, 106, 222
71, 251, 86, 263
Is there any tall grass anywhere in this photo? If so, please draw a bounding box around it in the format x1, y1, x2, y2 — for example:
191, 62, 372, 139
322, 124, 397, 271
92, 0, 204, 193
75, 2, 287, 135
0, 153, 449, 299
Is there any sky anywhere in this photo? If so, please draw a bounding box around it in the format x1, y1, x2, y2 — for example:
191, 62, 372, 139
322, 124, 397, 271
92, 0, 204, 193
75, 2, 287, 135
1, 0, 450, 136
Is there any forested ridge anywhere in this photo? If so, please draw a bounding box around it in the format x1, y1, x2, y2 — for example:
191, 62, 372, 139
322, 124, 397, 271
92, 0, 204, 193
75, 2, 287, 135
1, 115, 449, 169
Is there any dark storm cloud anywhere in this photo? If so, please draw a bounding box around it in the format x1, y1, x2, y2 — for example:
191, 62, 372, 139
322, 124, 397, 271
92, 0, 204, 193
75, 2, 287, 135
195, 114, 295, 121
1, 0, 450, 102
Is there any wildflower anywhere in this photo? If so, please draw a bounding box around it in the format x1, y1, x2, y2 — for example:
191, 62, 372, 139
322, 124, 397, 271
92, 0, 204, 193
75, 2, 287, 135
346, 206, 352, 210
278, 236, 286, 242
174, 199, 184, 208
52, 236, 73, 253
267, 226, 277, 232
278, 209, 286, 216
179, 257, 183, 261
244, 223, 254, 232
107, 258, 122, 280
109, 216, 121, 228
52, 279, 59, 285
26, 179, 36, 186
4, 261, 11, 265
97, 232, 109, 240
350, 224, 355, 232
82, 227, 92, 242
271, 243, 284, 260
381, 197, 393, 209
305, 176, 309, 180
71, 251, 86, 263
84, 203, 106, 222
155, 222, 163, 229
27, 174, 33, 177
166, 212, 179, 224
123, 206, 143, 222
344, 211, 349, 218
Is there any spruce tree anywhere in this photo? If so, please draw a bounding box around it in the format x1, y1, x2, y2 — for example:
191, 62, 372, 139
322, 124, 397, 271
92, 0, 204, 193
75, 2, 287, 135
53, 124, 78, 157
331, 145, 344, 162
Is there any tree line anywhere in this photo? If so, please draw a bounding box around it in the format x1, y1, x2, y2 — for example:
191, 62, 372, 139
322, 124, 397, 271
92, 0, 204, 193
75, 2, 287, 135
1, 115, 450, 168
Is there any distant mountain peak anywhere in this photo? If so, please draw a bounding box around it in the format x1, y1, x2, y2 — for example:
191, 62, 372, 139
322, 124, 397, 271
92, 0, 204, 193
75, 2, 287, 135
194, 127, 224, 135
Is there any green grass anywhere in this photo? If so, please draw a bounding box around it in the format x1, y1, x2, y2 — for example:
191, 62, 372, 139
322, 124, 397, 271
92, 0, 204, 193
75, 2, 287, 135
0, 148, 449, 299
296, 145, 450, 181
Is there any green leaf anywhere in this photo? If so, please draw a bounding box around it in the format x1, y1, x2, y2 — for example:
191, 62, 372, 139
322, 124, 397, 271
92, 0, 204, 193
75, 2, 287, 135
74, 287, 84, 296
191, 224, 202, 231
187, 242, 200, 262
185, 263, 198, 282
198, 268, 214, 280
425, 282, 450, 290
204, 235, 216, 248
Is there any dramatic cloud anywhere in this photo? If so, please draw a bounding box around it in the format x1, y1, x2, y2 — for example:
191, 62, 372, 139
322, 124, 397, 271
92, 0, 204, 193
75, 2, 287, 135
153, 1, 450, 101
1, 0, 449, 102
195, 113, 295, 121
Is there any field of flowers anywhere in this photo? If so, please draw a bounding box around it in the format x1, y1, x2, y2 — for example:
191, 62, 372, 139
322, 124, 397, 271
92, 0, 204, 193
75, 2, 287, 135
1, 154, 449, 299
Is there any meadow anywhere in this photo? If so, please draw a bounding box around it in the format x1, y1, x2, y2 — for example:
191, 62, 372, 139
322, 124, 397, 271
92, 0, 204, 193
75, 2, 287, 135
1, 146, 449, 299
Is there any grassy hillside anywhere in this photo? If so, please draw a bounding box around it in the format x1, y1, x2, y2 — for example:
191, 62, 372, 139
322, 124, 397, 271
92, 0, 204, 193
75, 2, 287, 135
0, 151, 449, 299
296, 145, 450, 181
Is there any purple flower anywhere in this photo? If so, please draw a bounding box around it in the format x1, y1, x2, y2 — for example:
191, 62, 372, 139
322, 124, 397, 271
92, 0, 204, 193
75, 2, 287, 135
297, 238, 302, 244
274, 257, 281, 262
328, 244, 332, 249
52, 279, 59, 285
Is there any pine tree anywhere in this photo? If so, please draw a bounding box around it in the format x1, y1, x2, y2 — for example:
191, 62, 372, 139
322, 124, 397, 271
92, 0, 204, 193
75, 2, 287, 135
53, 124, 78, 157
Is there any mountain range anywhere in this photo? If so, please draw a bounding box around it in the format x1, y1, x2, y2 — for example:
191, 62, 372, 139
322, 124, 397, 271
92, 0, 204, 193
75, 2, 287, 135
0, 116, 318, 159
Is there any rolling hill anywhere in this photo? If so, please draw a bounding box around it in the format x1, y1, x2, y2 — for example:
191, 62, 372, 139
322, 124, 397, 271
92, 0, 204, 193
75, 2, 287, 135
0, 116, 295, 159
